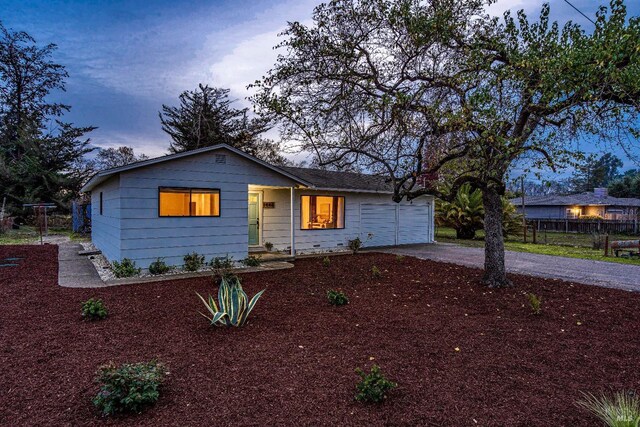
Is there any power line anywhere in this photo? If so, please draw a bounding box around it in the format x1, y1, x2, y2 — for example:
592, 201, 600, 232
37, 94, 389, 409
562, 0, 596, 25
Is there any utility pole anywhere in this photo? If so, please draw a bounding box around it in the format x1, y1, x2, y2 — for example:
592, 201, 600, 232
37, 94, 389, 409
521, 176, 527, 243
0, 197, 5, 232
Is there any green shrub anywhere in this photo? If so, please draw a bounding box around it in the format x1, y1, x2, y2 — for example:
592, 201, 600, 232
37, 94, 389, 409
322, 256, 331, 267
327, 289, 349, 306
577, 391, 640, 427
264, 241, 274, 251
396, 255, 405, 262
355, 365, 397, 403
210, 255, 235, 279
148, 258, 170, 275
347, 237, 363, 254
183, 252, 205, 272
93, 360, 167, 416
241, 255, 262, 267
196, 275, 265, 327
82, 298, 107, 321
526, 292, 542, 315
210, 255, 234, 269
371, 265, 382, 278
112, 258, 141, 278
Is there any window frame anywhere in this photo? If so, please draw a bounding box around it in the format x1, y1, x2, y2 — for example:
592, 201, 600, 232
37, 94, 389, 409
158, 186, 221, 218
299, 195, 346, 230
99, 192, 103, 215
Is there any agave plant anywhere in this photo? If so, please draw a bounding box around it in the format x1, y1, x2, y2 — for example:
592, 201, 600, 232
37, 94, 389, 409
196, 275, 265, 327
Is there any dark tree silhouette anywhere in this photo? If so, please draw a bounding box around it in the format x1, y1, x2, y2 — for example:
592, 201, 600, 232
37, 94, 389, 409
159, 84, 288, 165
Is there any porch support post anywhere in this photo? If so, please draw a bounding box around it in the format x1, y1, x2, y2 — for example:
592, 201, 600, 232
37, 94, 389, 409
290, 186, 296, 257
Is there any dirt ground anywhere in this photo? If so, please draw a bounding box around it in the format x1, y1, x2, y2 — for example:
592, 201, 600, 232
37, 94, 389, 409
1, 245, 638, 426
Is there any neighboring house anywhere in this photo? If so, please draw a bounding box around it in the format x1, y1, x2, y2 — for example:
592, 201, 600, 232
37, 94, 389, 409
510, 188, 640, 220
81, 144, 435, 269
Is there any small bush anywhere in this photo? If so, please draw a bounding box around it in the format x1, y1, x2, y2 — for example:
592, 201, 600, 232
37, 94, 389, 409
183, 252, 205, 272
210, 255, 235, 279
241, 255, 262, 267
210, 255, 234, 269
526, 292, 542, 315
396, 255, 405, 262
327, 289, 349, 306
93, 360, 167, 416
322, 256, 331, 267
82, 298, 107, 321
355, 365, 397, 403
148, 258, 170, 275
112, 258, 141, 278
371, 265, 382, 278
347, 237, 363, 254
577, 391, 640, 427
264, 241, 274, 251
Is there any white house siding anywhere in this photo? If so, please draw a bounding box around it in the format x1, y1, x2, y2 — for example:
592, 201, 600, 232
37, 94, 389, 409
94, 148, 299, 269
259, 188, 434, 253
91, 175, 121, 262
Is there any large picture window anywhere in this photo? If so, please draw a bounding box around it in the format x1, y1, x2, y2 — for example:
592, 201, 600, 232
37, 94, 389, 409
159, 187, 220, 217
301, 195, 345, 229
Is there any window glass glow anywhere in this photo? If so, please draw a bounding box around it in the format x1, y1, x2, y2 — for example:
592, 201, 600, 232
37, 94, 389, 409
159, 188, 220, 217
301, 195, 345, 229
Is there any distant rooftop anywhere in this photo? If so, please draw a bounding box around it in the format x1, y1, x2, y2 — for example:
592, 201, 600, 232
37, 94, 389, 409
510, 189, 640, 207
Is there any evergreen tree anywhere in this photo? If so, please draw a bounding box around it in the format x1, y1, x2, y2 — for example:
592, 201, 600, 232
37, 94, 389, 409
570, 153, 623, 192
0, 22, 95, 212
159, 84, 288, 165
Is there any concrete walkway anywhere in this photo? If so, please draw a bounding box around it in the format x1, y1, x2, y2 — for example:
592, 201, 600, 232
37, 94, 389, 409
58, 243, 104, 288
378, 243, 640, 292
58, 242, 295, 288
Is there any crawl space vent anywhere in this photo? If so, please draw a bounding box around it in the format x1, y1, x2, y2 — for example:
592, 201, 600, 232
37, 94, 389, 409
215, 154, 227, 164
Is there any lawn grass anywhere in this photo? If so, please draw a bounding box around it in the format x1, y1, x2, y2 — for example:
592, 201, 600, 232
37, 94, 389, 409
436, 226, 640, 266
0, 225, 88, 244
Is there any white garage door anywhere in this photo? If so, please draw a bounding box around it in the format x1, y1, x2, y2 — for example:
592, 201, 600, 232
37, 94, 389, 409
360, 204, 397, 246
398, 204, 431, 245
361, 202, 432, 247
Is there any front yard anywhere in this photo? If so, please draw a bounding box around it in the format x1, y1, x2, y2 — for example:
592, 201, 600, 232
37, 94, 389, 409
436, 226, 640, 266
1, 245, 639, 425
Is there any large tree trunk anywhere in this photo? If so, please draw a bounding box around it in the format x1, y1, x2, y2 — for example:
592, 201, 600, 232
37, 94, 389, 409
482, 187, 512, 287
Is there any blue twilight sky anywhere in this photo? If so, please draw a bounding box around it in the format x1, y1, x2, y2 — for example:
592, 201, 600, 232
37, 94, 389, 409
1, 0, 639, 174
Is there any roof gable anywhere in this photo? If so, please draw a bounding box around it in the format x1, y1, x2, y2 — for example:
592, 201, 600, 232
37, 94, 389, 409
81, 144, 312, 192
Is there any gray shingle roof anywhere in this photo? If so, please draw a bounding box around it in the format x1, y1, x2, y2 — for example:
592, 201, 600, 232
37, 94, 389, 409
510, 193, 640, 207
282, 166, 394, 193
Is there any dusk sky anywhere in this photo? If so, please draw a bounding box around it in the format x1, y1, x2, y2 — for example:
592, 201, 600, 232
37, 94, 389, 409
2, 0, 639, 172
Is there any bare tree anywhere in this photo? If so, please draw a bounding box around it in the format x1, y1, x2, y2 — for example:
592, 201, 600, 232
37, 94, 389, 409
253, 0, 640, 287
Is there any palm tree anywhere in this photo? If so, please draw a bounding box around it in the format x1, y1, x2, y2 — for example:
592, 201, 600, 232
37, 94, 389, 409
436, 183, 484, 239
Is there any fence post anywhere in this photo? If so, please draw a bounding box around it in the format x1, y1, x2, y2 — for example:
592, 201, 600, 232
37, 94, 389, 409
532, 226, 537, 244
565, 219, 568, 233
604, 234, 609, 257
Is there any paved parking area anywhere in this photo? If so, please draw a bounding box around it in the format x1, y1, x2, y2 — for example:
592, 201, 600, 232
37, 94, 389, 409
378, 243, 640, 292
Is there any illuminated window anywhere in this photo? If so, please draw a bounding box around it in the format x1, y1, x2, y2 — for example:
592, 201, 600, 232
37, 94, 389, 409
159, 187, 220, 217
301, 195, 345, 229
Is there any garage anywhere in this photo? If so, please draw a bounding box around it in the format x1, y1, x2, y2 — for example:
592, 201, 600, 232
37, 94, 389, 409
360, 202, 432, 247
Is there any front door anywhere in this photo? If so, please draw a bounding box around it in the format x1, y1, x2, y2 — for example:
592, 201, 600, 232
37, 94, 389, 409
248, 192, 260, 246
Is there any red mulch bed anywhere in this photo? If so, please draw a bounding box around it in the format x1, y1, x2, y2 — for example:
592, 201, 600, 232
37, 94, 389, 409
1, 245, 639, 426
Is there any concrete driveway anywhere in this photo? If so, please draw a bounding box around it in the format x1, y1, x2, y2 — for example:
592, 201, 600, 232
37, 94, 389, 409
377, 243, 640, 292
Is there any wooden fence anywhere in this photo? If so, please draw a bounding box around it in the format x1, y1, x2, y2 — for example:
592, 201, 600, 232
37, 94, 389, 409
530, 219, 639, 235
